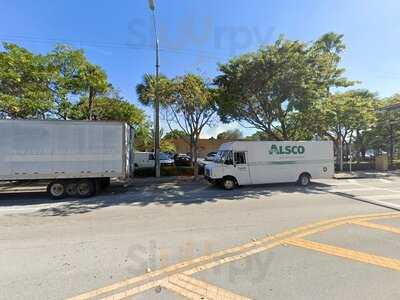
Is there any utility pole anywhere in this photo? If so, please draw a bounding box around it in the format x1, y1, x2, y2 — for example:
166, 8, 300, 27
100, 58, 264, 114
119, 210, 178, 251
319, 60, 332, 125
148, 0, 161, 178
349, 140, 352, 173
339, 137, 343, 172
389, 121, 394, 169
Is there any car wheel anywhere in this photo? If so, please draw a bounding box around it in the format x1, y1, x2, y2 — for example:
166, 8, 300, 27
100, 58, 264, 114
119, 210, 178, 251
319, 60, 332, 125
298, 173, 311, 186
47, 181, 67, 200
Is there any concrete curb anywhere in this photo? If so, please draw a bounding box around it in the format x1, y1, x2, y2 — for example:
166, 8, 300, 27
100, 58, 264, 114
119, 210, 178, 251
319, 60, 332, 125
127, 176, 205, 187
334, 171, 400, 180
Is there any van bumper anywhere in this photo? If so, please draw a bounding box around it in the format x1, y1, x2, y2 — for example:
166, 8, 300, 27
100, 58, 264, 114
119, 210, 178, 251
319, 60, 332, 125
204, 175, 221, 185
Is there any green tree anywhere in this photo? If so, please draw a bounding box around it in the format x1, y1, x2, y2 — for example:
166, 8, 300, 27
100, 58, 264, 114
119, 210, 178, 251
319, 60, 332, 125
216, 129, 243, 140
245, 131, 271, 141
0, 43, 54, 118
312, 90, 377, 169
47, 45, 108, 120
364, 95, 400, 167
0, 43, 109, 120
163, 129, 188, 140
215, 33, 353, 140
137, 73, 217, 175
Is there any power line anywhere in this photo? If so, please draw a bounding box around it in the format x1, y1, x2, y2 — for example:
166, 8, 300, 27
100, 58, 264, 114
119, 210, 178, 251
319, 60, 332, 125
0, 34, 228, 60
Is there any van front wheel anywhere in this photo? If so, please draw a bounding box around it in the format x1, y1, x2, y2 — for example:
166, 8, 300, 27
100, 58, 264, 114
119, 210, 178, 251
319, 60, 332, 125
222, 177, 236, 190
298, 173, 311, 186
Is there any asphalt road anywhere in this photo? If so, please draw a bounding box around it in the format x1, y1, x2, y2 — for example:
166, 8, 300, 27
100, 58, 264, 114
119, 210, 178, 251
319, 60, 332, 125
1, 176, 400, 300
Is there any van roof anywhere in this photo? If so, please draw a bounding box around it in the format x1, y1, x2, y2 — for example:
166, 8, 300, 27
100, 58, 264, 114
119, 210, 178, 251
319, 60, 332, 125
218, 140, 332, 149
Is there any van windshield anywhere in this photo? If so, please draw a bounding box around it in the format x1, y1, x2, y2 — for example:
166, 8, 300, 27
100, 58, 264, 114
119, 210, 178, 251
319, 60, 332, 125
160, 153, 170, 160
214, 150, 232, 163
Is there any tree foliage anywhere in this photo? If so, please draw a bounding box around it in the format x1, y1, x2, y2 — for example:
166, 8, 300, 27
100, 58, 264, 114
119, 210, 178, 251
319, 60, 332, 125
217, 129, 243, 140
363, 95, 400, 163
137, 73, 217, 175
215, 33, 353, 140
0, 43, 54, 118
47, 44, 108, 120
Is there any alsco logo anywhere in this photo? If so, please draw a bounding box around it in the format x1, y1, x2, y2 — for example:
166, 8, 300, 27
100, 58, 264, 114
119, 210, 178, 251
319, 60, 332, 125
269, 144, 305, 155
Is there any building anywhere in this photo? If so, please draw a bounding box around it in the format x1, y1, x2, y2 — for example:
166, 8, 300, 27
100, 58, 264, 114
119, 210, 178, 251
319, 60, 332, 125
171, 138, 235, 158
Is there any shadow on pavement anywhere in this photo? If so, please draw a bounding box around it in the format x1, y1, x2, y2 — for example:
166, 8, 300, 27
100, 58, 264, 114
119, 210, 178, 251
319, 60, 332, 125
0, 180, 331, 217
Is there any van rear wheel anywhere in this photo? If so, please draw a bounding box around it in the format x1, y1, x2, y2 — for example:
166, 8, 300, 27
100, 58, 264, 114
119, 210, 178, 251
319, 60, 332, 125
222, 177, 236, 190
298, 173, 311, 186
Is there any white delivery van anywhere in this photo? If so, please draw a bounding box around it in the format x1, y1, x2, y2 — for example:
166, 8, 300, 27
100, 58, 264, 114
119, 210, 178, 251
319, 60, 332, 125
133, 152, 174, 169
204, 141, 334, 189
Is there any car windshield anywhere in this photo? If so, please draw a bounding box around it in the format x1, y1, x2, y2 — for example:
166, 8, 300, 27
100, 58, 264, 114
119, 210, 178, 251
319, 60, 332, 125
214, 150, 232, 163
160, 153, 170, 160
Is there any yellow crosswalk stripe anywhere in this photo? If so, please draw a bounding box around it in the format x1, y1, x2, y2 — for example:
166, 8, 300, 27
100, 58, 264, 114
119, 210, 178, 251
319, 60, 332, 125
164, 274, 252, 300
100, 280, 162, 300
162, 281, 206, 299
287, 238, 400, 271
352, 220, 400, 234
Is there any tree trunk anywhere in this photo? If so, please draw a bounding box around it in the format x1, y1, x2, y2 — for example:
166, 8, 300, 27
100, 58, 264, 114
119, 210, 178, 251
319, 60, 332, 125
190, 134, 199, 177
88, 86, 96, 120
193, 140, 199, 177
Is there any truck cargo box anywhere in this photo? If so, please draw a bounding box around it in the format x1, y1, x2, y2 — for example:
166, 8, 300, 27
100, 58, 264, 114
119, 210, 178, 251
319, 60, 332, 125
0, 120, 134, 181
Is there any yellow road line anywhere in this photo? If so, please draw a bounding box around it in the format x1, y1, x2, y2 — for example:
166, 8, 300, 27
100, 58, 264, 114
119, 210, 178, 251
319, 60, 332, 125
184, 240, 283, 276
67, 212, 400, 300
352, 220, 400, 234
165, 274, 251, 300
287, 238, 400, 271
184, 214, 400, 276
100, 280, 162, 300
162, 281, 206, 300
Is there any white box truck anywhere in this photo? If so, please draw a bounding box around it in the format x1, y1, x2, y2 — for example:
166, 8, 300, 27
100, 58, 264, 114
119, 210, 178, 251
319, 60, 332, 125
204, 141, 334, 189
0, 120, 134, 198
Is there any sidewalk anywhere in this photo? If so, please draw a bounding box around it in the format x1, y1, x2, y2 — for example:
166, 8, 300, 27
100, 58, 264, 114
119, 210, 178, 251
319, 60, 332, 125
124, 176, 204, 187
334, 170, 400, 179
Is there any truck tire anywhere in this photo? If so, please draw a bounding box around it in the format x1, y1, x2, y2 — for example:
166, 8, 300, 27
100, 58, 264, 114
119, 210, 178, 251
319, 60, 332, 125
76, 180, 95, 198
222, 177, 236, 190
65, 182, 78, 197
47, 181, 67, 200
298, 173, 311, 186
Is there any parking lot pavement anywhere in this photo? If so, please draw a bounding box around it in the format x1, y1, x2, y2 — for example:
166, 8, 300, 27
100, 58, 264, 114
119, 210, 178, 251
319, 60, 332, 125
67, 212, 400, 300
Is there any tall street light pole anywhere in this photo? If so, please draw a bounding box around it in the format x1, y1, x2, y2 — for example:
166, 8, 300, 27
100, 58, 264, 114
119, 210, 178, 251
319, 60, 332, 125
148, 0, 161, 177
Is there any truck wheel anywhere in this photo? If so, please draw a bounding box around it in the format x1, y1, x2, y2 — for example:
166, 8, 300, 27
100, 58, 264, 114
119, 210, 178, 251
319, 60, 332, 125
298, 173, 311, 186
222, 177, 236, 190
65, 182, 78, 197
47, 181, 67, 200
76, 180, 95, 198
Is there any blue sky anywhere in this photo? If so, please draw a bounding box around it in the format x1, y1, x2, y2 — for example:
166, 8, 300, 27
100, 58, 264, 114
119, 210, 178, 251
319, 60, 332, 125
1, 0, 400, 137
